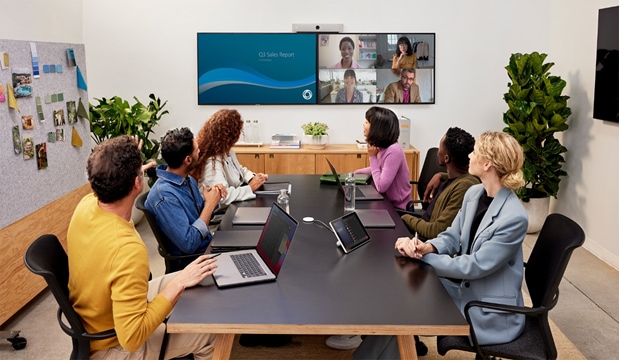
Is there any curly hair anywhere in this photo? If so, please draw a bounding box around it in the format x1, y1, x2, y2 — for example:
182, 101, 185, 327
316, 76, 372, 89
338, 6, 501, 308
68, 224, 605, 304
87, 136, 142, 203
444, 127, 475, 170
190, 109, 243, 182
365, 106, 399, 149
476, 131, 525, 190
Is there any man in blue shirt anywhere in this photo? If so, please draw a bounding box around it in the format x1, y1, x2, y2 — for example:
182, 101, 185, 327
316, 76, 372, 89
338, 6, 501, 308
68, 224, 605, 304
146, 127, 226, 268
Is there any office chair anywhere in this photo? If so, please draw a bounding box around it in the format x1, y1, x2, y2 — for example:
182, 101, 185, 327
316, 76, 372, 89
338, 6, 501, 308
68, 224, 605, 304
135, 192, 202, 273
436, 213, 585, 360
24, 234, 117, 360
400, 147, 446, 217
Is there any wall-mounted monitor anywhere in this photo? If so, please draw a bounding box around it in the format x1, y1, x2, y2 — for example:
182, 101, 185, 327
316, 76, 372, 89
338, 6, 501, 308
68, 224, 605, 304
593, 6, 619, 122
197, 32, 435, 105
197, 33, 317, 105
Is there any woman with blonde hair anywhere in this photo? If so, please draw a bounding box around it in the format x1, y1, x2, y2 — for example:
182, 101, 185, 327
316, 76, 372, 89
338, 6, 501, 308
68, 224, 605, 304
355, 131, 528, 359
190, 109, 268, 206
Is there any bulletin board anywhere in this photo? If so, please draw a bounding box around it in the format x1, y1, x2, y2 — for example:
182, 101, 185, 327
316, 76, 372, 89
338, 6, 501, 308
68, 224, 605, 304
0, 39, 90, 229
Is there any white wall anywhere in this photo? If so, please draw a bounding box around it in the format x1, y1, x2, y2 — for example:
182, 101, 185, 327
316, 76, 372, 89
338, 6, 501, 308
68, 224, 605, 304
549, 0, 619, 269
4, 0, 618, 270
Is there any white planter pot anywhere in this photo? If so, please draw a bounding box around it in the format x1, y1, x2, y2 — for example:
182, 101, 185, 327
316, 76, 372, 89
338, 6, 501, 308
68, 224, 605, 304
521, 197, 550, 234
303, 135, 328, 150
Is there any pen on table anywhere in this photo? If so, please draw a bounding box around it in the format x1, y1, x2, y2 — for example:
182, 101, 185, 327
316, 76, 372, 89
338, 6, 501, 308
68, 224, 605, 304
207, 253, 221, 260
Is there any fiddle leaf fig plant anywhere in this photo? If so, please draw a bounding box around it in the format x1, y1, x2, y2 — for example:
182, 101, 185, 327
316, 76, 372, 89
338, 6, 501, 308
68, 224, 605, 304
502, 52, 571, 202
89, 93, 168, 186
301, 121, 329, 137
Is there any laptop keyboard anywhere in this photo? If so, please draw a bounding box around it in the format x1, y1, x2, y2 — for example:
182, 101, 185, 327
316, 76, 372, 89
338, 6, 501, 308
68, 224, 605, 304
230, 253, 267, 278
355, 187, 365, 198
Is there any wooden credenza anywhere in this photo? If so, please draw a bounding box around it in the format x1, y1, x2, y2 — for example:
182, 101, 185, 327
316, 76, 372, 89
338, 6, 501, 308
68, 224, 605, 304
233, 144, 420, 182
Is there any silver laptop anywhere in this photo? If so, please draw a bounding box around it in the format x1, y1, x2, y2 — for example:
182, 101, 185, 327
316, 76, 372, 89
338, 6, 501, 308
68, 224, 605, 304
325, 158, 383, 201
232, 207, 271, 225
213, 203, 298, 288
210, 229, 263, 252
354, 209, 396, 228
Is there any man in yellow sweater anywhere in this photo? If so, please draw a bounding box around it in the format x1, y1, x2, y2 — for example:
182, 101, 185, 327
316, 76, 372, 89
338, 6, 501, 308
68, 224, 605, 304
67, 136, 218, 359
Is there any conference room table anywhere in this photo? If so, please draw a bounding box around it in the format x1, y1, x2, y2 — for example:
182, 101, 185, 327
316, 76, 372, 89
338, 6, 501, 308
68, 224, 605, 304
166, 175, 469, 360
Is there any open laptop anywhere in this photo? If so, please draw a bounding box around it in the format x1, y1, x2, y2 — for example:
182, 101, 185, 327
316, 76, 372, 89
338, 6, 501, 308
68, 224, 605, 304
325, 158, 383, 201
213, 203, 298, 288
329, 211, 371, 253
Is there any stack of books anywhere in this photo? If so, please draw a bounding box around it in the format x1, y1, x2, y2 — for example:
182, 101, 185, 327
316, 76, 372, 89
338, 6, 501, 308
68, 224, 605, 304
270, 134, 300, 149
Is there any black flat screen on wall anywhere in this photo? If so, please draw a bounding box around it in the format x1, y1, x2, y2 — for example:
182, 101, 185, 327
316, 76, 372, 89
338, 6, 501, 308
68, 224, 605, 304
594, 6, 619, 122
197, 33, 435, 105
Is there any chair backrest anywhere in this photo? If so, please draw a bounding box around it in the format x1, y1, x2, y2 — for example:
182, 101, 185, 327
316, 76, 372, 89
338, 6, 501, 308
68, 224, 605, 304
135, 191, 194, 273
417, 147, 447, 205
23, 234, 111, 359
525, 213, 585, 308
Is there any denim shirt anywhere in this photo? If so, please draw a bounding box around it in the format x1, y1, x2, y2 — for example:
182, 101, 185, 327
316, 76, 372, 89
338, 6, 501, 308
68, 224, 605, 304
145, 165, 212, 255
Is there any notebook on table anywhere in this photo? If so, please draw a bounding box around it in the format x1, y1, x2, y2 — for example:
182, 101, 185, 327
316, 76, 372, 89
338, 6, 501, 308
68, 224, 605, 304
325, 158, 383, 201
354, 209, 396, 228
254, 182, 292, 195
213, 203, 298, 288
329, 211, 371, 253
319, 172, 371, 185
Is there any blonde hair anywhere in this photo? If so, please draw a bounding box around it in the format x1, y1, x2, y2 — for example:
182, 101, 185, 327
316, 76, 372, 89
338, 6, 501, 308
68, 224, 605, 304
476, 131, 525, 190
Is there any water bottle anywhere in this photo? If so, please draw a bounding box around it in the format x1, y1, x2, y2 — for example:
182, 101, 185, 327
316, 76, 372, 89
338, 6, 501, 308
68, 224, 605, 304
344, 172, 356, 211
244, 120, 252, 143
252, 119, 260, 143
277, 189, 290, 213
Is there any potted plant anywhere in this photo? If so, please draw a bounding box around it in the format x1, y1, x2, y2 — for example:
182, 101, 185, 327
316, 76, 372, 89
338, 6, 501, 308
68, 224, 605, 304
502, 52, 571, 232
89, 93, 168, 187
301, 121, 329, 149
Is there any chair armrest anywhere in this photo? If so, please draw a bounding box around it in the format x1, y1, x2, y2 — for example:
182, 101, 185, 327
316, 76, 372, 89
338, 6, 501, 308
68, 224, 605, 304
57, 308, 116, 340
161, 250, 202, 262
395, 208, 422, 218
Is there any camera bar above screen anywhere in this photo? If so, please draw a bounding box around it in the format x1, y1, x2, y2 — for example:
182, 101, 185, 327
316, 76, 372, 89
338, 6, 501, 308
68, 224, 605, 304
197, 33, 435, 105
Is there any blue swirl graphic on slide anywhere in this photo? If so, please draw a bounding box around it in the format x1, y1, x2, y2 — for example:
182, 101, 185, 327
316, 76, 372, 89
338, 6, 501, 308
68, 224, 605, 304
198, 68, 315, 94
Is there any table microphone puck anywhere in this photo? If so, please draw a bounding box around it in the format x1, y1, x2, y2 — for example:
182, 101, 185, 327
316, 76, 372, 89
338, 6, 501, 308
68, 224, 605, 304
303, 217, 314, 223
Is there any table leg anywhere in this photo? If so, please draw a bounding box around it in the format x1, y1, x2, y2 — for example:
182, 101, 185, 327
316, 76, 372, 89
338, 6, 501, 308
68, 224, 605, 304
397, 335, 418, 360
213, 333, 235, 360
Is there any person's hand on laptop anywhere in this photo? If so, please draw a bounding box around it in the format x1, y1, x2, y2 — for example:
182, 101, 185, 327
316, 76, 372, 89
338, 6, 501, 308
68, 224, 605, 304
159, 254, 218, 305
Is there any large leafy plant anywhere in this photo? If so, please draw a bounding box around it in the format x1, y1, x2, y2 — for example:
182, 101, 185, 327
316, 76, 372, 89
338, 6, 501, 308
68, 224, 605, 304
89, 93, 168, 186
502, 52, 571, 202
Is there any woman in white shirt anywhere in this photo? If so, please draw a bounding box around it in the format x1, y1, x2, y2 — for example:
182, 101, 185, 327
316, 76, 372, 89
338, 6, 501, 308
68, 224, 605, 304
190, 109, 268, 205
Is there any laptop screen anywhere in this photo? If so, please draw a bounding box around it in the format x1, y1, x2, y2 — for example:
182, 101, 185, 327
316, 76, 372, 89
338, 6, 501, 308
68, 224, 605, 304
256, 204, 299, 275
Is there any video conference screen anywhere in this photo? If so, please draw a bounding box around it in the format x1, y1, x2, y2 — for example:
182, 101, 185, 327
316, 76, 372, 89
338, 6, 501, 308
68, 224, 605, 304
197, 32, 435, 105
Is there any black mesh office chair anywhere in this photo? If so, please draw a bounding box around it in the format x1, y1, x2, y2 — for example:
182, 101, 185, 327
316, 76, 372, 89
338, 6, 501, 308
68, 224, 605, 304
24, 234, 117, 360
135, 192, 202, 273
436, 213, 585, 360
401, 147, 446, 216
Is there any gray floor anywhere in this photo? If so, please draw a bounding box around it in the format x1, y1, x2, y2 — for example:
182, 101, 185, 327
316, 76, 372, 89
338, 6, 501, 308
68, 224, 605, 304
2, 219, 618, 359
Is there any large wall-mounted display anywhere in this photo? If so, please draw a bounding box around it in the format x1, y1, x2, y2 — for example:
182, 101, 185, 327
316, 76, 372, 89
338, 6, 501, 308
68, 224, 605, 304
197, 33, 435, 105
593, 6, 619, 122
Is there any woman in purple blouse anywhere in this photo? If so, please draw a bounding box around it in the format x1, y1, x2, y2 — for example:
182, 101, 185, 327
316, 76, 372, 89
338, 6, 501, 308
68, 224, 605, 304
355, 106, 412, 209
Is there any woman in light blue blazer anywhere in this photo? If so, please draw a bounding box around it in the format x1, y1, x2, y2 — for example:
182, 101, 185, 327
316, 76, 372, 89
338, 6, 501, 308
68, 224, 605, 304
402, 131, 528, 345
353, 131, 528, 360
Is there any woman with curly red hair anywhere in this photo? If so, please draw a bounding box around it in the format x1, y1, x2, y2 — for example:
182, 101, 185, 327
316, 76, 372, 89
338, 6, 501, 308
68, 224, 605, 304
190, 109, 268, 205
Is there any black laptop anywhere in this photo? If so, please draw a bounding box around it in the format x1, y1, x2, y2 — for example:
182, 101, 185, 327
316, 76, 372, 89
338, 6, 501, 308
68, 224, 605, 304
325, 158, 383, 200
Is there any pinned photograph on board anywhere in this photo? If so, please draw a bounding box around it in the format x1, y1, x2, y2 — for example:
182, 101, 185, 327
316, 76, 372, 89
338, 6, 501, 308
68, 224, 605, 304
22, 115, 34, 129
66, 101, 77, 124
23, 136, 35, 160
66, 48, 76, 67
56, 128, 64, 141
12, 126, 22, 154
53, 109, 65, 126
48, 132, 56, 143
36, 143, 48, 170
12, 68, 33, 97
